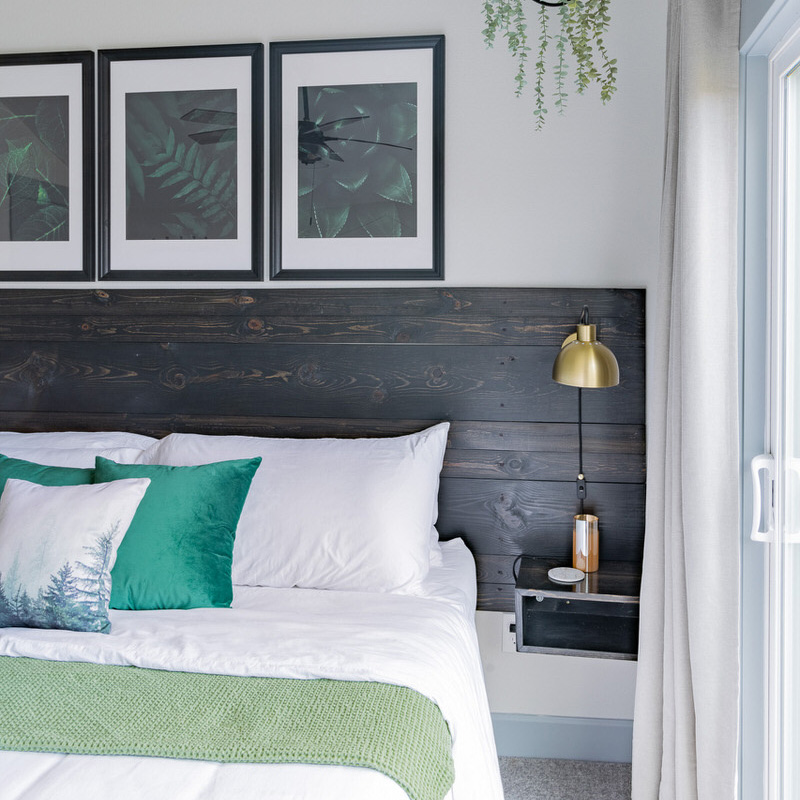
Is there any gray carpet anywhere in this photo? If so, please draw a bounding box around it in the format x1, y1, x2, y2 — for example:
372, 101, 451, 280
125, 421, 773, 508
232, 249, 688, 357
498, 757, 631, 800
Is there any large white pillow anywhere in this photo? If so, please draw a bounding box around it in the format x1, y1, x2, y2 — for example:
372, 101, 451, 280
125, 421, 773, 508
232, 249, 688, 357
0, 446, 147, 468
140, 423, 450, 593
0, 477, 150, 633
0, 431, 156, 450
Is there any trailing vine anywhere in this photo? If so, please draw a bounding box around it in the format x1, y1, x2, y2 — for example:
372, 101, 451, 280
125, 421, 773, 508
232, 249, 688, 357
482, 0, 617, 130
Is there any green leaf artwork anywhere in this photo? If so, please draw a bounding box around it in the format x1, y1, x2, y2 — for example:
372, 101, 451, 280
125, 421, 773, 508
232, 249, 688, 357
125, 89, 237, 240
297, 82, 417, 239
0, 95, 69, 242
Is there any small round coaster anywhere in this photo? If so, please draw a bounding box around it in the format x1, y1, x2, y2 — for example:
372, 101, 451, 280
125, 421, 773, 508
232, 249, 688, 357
548, 566, 585, 584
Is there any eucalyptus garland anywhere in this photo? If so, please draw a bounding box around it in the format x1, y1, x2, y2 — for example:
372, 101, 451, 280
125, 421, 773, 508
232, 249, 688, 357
482, 0, 617, 129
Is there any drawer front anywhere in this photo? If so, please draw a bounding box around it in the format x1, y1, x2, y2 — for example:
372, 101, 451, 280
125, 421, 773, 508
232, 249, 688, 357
518, 595, 639, 658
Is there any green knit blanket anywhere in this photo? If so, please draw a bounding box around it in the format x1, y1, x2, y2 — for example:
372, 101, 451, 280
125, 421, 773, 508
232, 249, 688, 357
0, 656, 454, 800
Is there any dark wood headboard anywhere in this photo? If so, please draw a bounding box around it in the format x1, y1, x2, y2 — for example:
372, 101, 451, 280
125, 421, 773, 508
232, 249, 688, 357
0, 287, 645, 611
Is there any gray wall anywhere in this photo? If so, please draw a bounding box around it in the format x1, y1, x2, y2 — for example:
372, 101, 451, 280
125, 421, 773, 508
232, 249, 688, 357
2, 0, 666, 293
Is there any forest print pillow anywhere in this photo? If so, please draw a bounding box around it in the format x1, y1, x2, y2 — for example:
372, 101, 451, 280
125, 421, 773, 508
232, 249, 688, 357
0, 478, 149, 633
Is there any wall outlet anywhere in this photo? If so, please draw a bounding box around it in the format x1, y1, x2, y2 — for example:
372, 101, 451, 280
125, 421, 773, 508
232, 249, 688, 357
502, 612, 517, 653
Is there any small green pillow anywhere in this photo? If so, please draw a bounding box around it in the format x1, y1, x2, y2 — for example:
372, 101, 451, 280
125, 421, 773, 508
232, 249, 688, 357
0, 453, 93, 492
94, 456, 261, 611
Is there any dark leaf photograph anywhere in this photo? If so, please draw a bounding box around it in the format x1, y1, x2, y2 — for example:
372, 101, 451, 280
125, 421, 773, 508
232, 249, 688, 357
0, 94, 69, 242
297, 81, 417, 239
126, 88, 238, 240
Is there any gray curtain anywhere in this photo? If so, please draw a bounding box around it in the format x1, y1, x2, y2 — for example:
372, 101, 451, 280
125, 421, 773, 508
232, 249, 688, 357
631, 0, 741, 798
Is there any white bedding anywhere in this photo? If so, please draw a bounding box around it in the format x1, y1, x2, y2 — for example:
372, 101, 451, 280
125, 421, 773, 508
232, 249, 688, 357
0, 539, 504, 800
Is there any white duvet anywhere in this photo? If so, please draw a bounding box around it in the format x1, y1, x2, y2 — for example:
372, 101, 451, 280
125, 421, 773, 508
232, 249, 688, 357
0, 539, 504, 800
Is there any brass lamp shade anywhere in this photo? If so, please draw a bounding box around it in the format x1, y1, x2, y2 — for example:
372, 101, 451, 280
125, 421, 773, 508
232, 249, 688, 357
552, 323, 620, 388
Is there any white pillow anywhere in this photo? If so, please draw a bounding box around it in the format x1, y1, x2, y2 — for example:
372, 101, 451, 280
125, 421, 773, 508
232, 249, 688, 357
0, 478, 150, 633
0, 431, 156, 450
0, 446, 147, 468
140, 423, 450, 593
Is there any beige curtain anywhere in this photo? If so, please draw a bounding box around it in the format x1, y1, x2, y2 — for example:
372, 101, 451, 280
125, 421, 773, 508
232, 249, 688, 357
631, 0, 741, 798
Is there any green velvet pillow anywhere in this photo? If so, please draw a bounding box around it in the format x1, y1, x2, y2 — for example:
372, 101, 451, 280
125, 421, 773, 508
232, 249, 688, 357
0, 453, 93, 492
94, 456, 261, 611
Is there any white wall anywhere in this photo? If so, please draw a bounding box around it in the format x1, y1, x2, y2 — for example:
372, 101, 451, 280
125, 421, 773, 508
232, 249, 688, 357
477, 611, 637, 720
3, 0, 667, 721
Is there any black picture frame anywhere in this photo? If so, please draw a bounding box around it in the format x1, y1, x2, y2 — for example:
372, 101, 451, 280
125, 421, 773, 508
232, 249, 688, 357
0, 51, 94, 281
270, 35, 444, 281
98, 43, 264, 281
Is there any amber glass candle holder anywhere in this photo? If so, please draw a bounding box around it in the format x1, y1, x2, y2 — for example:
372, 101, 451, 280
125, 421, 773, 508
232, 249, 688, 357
573, 513, 599, 573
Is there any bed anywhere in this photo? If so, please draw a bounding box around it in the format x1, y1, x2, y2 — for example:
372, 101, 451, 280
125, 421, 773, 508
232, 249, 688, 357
0, 287, 645, 799
1, 552, 489, 799
0, 425, 502, 800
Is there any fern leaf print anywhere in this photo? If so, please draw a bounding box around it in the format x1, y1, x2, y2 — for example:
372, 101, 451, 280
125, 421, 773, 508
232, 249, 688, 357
125, 89, 237, 240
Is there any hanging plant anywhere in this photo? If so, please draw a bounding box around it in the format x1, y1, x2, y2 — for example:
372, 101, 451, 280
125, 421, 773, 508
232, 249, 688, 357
482, 0, 617, 130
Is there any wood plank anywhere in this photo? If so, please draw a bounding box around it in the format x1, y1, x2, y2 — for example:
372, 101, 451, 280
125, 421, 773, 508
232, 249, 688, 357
0, 414, 645, 483
0, 424, 643, 484
0, 412, 643, 450
476, 583, 516, 613
447, 421, 645, 454
475, 553, 520, 585
0, 411, 448, 438
437, 478, 646, 563
0, 312, 646, 348
442, 449, 644, 483
0, 342, 645, 424
0, 288, 645, 327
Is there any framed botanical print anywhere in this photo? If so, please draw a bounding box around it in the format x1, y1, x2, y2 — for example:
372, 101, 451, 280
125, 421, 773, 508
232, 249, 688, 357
0, 51, 94, 281
270, 36, 444, 280
98, 43, 264, 281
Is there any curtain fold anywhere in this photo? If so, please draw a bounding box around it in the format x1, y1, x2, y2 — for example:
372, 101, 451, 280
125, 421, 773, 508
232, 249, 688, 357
631, 1, 741, 798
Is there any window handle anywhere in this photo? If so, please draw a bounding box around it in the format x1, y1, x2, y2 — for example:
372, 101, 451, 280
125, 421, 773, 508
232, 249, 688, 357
751, 454, 775, 543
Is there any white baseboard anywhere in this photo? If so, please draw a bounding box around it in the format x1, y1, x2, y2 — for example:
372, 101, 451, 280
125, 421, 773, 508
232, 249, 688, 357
491, 713, 633, 763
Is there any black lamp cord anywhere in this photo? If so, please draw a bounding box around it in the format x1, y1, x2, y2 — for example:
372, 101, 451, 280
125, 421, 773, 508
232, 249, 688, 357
513, 394, 584, 582
578, 386, 585, 516
576, 304, 589, 515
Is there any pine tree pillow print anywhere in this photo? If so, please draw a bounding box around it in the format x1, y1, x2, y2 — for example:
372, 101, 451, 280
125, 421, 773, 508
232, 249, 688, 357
0, 478, 149, 633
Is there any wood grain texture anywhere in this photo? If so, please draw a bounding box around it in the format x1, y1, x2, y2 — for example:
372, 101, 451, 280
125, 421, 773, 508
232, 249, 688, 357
477, 583, 517, 612
0, 287, 645, 613
0, 286, 644, 326
442, 449, 644, 482
0, 342, 644, 424
438, 479, 645, 559
0, 411, 645, 451
0, 313, 644, 347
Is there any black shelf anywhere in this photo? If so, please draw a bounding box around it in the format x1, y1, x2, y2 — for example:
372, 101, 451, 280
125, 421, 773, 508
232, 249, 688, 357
514, 557, 641, 660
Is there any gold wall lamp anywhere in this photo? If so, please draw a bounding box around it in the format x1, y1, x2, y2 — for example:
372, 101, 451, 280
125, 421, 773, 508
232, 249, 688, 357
552, 305, 619, 514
